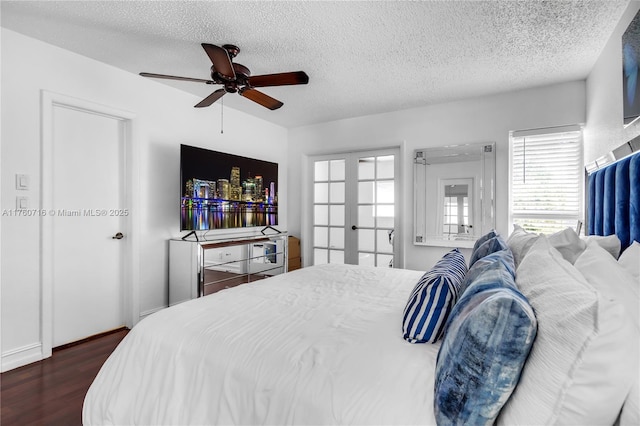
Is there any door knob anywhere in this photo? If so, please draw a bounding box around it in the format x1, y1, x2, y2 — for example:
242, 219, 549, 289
112, 232, 124, 240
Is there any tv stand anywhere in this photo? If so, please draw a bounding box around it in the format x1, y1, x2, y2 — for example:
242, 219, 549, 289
169, 233, 288, 306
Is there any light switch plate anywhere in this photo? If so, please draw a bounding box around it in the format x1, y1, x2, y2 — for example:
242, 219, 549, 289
16, 196, 29, 209
16, 174, 29, 190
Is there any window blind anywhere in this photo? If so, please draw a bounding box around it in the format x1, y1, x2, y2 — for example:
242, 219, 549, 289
510, 129, 583, 234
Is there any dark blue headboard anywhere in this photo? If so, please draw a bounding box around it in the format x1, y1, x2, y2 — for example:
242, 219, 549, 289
587, 150, 640, 251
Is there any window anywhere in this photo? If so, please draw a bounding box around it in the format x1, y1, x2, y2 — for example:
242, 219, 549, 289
510, 126, 583, 234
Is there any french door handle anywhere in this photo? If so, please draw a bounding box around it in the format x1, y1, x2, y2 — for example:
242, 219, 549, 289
351, 225, 358, 230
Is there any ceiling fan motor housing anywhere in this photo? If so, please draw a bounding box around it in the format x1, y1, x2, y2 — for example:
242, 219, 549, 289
222, 44, 240, 59
211, 62, 251, 93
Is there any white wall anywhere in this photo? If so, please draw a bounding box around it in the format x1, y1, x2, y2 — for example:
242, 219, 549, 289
585, 1, 640, 163
288, 81, 586, 271
1, 29, 288, 370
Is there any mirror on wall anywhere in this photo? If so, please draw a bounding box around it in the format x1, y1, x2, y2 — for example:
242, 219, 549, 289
414, 143, 495, 247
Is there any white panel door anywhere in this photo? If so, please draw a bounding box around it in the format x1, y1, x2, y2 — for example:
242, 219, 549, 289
311, 149, 399, 267
52, 105, 125, 347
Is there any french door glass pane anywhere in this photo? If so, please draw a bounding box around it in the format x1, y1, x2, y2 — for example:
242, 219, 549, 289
314, 183, 328, 203
376, 181, 394, 203
358, 205, 375, 227
330, 250, 345, 264
314, 226, 328, 247
359, 252, 375, 266
330, 160, 345, 181
376, 229, 393, 253
376, 205, 394, 228
377, 254, 394, 268
376, 155, 395, 179
329, 227, 345, 249
329, 205, 345, 226
359, 157, 375, 180
329, 182, 345, 203
358, 229, 375, 252
358, 181, 374, 204
315, 161, 329, 181
314, 205, 328, 225
314, 248, 328, 265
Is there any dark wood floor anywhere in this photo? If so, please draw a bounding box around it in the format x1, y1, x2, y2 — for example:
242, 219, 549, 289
1, 328, 129, 426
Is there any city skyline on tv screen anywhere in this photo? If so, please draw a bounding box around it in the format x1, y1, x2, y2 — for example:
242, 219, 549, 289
180, 144, 278, 231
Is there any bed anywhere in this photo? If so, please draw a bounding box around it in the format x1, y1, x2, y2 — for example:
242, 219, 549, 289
84, 265, 442, 425
84, 151, 640, 426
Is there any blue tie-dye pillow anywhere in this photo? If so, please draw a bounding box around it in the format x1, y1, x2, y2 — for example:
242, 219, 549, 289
434, 259, 537, 425
402, 249, 468, 343
472, 229, 497, 253
469, 234, 509, 267
458, 249, 515, 296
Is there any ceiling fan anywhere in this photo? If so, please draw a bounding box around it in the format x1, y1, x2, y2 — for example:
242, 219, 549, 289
140, 43, 309, 110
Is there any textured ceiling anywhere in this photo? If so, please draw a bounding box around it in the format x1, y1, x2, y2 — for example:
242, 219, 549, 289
0, 1, 630, 128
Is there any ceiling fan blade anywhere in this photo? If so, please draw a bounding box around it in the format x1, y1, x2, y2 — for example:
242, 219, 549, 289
239, 88, 283, 110
140, 72, 213, 84
201, 43, 236, 80
248, 71, 309, 88
194, 89, 226, 108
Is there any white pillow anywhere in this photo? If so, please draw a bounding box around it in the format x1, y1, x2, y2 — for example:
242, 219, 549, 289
611, 240, 640, 426
575, 241, 639, 330
506, 224, 539, 269
582, 234, 622, 259
570, 241, 639, 424
498, 236, 638, 426
547, 226, 586, 264
619, 241, 640, 283
621, 380, 640, 426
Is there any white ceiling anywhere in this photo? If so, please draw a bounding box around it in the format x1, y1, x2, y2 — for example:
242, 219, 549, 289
1, 1, 630, 128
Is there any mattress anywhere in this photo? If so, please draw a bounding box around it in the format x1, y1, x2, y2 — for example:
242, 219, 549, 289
83, 264, 440, 425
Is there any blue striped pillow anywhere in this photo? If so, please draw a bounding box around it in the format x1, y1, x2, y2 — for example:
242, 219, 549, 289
402, 249, 468, 343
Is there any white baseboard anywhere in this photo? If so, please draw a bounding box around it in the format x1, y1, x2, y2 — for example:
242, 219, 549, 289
2, 307, 168, 372
1, 342, 45, 372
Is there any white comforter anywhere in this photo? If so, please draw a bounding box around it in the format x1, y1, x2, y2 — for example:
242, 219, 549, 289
83, 264, 440, 425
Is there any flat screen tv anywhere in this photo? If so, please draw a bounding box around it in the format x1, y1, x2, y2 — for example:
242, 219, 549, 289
623, 9, 640, 126
180, 144, 278, 231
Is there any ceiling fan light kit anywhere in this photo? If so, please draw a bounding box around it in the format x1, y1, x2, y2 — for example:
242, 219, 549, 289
140, 43, 309, 110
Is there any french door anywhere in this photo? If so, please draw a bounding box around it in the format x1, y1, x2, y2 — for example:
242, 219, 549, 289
311, 148, 399, 267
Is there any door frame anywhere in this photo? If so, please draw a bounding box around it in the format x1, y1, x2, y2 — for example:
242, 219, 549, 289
305, 146, 402, 268
40, 91, 139, 358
